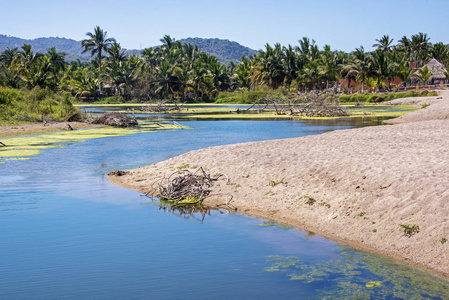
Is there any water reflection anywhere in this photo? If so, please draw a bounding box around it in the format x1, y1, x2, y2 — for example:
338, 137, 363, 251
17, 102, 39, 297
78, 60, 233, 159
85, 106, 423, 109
156, 202, 212, 224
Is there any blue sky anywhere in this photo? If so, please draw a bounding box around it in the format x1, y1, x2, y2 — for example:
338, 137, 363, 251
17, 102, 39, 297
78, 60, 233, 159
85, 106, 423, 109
1, 0, 448, 52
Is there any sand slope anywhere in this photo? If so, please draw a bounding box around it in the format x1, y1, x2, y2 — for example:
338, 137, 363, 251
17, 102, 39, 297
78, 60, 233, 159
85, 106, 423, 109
109, 91, 449, 277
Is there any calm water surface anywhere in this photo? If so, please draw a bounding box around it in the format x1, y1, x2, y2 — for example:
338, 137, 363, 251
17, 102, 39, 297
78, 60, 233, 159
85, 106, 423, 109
1, 119, 448, 299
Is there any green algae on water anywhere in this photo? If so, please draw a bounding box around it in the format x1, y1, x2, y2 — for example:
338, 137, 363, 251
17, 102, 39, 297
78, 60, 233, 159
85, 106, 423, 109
0, 122, 191, 161
264, 247, 449, 299
258, 221, 292, 230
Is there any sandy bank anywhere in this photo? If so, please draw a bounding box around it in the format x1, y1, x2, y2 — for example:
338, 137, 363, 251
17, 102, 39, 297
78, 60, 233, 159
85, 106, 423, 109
0, 122, 99, 138
109, 90, 449, 277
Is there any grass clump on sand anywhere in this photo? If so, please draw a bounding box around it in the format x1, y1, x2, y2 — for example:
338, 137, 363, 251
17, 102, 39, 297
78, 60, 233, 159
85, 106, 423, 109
0, 86, 84, 124
399, 224, 420, 237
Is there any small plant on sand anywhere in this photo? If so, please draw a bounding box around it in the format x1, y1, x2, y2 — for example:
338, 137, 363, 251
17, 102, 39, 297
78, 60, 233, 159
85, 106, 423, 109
440, 238, 447, 244
177, 163, 190, 169
268, 178, 285, 186
358, 212, 366, 217
372, 229, 377, 233
304, 195, 316, 206
399, 224, 420, 237
235, 184, 241, 188
421, 103, 430, 109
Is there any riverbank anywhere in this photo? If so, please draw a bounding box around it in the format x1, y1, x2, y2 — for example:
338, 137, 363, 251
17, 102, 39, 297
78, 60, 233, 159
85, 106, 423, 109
0, 122, 97, 138
109, 90, 449, 278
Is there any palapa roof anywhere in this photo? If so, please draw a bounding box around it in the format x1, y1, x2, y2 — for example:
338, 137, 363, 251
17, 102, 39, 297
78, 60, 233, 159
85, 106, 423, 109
422, 58, 447, 81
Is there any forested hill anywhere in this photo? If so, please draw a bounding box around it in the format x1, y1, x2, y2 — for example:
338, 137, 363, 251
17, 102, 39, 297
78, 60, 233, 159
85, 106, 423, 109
0, 35, 91, 61
0, 34, 258, 64
178, 38, 259, 64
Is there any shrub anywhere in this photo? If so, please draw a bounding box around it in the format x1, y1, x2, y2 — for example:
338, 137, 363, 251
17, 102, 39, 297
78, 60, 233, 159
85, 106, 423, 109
215, 86, 288, 104
0, 86, 83, 123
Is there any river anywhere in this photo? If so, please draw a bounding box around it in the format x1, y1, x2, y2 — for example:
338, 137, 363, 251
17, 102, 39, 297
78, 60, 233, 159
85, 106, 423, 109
1, 117, 448, 299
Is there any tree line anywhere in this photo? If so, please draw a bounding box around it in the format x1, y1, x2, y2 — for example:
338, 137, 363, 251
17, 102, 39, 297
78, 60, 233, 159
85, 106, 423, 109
1, 27, 448, 102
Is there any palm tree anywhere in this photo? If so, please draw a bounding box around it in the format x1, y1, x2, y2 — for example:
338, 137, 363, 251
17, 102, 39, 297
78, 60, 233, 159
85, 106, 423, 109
154, 60, 179, 98
282, 45, 298, 90
81, 26, 116, 74
69, 68, 101, 101
0, 47, 19, 66
342, 46, 371, 93
208, 61, 230, 96
372, 35, 394, 54
233, 56, 252, 89
300, 60, 321, 90
106, 42, 127, 63
410, 32, 431, 68
320, 45, 341, 89
413, 66, 433, 85
431, 43, 449, 65
371, 49, 391, 91
396, 62, 414, 90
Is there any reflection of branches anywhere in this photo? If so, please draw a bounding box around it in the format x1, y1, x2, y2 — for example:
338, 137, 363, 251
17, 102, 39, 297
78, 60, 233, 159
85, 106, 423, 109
158, 203, 212, 223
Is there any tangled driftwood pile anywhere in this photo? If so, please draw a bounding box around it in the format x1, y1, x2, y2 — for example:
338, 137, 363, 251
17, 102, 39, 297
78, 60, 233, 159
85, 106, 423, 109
87, 112, 138, 127
140, 100, 186, 112
241, 89, 348, 117
295, 90, 348, 117
145, 167, 230, 206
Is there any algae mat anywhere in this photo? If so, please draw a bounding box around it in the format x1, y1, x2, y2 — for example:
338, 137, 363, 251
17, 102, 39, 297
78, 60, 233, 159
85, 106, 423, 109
264, 247, 449, 299
0, 122, 190, 162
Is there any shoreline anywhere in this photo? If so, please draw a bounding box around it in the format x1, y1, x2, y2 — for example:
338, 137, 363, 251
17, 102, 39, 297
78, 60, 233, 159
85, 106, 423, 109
108, 90, 449, 278
0, 122, 99, 138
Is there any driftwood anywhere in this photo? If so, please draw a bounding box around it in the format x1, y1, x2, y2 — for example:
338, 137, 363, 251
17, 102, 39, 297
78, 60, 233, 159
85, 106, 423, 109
294, 89, 348, 117
0, 141, 5, 147
145, 167, 230, 207
140, 100, 187, 112
87, 112, 138, 127
241, 89, 348, 117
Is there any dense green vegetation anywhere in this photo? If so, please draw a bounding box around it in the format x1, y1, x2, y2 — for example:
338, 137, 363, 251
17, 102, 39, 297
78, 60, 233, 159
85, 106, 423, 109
0, 86, 82, 124
1, 28, 448, 122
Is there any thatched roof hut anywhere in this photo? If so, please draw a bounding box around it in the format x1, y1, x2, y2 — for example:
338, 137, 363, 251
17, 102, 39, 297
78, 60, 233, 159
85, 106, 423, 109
422, 58, 447, 82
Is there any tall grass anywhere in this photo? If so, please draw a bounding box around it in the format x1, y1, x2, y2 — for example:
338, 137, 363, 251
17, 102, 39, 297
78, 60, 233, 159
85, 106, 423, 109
0, 87, 84, 124
338, 90, 437, 103
215, 86, 289, 104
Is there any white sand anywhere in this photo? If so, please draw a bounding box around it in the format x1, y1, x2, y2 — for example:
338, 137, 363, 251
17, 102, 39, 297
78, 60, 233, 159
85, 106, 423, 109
109, 90, 449, 278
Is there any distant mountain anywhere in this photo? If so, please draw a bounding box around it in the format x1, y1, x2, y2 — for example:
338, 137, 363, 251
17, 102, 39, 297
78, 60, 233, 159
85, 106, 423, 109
178, 37, 259, 64
0, 34, 91, 61
0, 34, 258, 64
